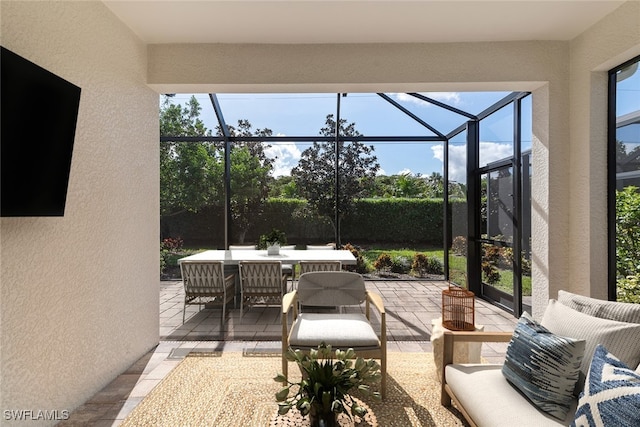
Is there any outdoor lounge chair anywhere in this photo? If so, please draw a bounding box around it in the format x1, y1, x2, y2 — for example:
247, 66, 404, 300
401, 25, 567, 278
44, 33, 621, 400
281, 271, 387, 398
179, 260, 236, 324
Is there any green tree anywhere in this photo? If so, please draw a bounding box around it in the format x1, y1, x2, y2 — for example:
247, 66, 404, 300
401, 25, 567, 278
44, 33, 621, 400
269, 176, 300, 198
616, 186, 640, 278
616, 185, 640, 303
160, 95, 220, 216
425, 172, 444, 198
394, 172, 428, 198
222, 120, 275, 243
291, 114, 379, 234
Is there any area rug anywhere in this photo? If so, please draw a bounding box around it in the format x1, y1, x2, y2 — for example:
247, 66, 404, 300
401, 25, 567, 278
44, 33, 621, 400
121, 352, 466, 426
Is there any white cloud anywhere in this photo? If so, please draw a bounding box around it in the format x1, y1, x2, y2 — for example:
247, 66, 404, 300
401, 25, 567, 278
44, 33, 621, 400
397, 168, 413, 176
393, 92, 462, 107
264, 139, 302, 177
432, 141, 513, 183
376, 168, 387, 176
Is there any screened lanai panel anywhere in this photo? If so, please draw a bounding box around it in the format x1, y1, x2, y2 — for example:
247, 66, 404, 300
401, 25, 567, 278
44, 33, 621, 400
448, 132, 468, 286
479, 104, 514, 169
339, 94, 440, 137
213, 93, 337, 136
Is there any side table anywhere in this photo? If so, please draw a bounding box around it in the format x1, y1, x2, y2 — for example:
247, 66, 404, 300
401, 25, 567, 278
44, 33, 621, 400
430, 317, 484, 383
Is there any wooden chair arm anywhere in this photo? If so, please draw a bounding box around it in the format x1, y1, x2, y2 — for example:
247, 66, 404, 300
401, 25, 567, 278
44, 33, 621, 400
366, 291, 385, 315
281, 290, 298, 315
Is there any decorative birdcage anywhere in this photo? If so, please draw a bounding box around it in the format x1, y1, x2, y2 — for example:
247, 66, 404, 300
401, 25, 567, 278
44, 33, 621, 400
442, 282, 475, 331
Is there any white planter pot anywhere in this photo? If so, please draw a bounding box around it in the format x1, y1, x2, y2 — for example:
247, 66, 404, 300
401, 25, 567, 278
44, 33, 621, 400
267, 244, 280, 255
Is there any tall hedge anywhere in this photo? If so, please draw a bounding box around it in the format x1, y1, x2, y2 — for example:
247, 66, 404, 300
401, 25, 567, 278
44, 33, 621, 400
161, 197, 465, 247
342, 198, 443, 244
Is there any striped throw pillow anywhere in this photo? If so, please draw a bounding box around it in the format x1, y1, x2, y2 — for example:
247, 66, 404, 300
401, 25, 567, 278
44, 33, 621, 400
502, 312, 585, 420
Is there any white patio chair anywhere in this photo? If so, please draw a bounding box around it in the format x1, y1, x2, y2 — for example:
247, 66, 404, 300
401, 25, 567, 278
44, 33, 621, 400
238, 260, 288, 321
298, 260, 342, 275
281, 271, 387, 398
179, 260, 236, 324
306, 244, 335, 250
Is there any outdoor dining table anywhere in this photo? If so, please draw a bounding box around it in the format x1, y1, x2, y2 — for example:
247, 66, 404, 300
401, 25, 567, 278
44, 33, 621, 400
178, 249, 357, 266
178, 249, 357, 306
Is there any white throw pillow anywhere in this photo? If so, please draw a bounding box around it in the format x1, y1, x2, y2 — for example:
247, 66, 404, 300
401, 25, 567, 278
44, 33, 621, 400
557, 290, 640, 323
541, 299, 640, 393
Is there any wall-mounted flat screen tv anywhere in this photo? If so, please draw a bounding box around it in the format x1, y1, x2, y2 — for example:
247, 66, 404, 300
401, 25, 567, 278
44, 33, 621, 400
1, 46, 81, 217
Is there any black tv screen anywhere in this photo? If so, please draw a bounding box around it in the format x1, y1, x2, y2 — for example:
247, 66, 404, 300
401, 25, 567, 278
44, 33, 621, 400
1, 46, 81, 217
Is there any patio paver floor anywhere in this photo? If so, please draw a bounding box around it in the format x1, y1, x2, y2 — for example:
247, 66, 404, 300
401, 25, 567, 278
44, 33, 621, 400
60, 279, 518, 426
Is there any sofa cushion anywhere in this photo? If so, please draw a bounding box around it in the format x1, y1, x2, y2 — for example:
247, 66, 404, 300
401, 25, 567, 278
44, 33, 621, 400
558, 290, 640, 324
446, 364, 574, 426
502, 312, 585, 420
541, 299, 640, 393
571, 345, 640, 427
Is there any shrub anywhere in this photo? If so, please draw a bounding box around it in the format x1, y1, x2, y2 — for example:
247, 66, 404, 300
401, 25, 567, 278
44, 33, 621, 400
412, 253, 444, 276
390, 256, 411, 274
373, 253, 393, 272
162, 236, 184, 252
451, 236, 467, 256
617, 273, 640, 303
482, 244, 502, 284
160, 236, 183, 275
342, 243, 370, 274
482, 261, 501, 284
160, 245, 169, 274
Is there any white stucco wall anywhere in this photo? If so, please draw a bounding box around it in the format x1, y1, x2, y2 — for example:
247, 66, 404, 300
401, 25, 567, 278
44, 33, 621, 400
0, 2, 159, 424
566, 0, 640, 301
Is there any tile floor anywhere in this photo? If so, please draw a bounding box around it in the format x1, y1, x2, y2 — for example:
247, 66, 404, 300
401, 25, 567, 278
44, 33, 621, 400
60, 279, 518, 426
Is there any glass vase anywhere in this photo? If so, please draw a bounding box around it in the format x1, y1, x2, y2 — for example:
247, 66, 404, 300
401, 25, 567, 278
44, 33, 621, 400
308, 403, 337, 427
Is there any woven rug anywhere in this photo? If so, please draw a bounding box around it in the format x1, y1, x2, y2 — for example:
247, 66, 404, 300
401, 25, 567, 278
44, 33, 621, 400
121, 352, 466, 427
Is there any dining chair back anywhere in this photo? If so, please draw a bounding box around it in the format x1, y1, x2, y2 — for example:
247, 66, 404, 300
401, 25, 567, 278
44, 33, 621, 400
238, 260, 288, 321
229, 245, 256, 250
179, 260, 236, 324
298, 260, 342, 276
306, 244, 335, 250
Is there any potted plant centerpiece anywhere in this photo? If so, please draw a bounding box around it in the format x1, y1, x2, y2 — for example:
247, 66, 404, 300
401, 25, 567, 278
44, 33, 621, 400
259, 228, 287, 256
274, 343, 381, 427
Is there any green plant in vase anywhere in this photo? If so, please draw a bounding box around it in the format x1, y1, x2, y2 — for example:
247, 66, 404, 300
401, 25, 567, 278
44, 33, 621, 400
259, 228, 287, 254
274, 343, 381, 427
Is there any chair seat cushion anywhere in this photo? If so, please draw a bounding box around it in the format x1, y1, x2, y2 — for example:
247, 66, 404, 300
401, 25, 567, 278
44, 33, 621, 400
446, 364, 575, 427
288, 313, 380, 348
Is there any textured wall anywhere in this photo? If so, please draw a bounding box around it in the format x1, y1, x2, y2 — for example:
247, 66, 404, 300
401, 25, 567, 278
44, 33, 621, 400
0, 2, 159, 424
567, 1, 640, 300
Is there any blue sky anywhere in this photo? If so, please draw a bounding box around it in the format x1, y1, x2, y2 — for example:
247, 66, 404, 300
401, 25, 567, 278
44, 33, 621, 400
165, 73, 638, 182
